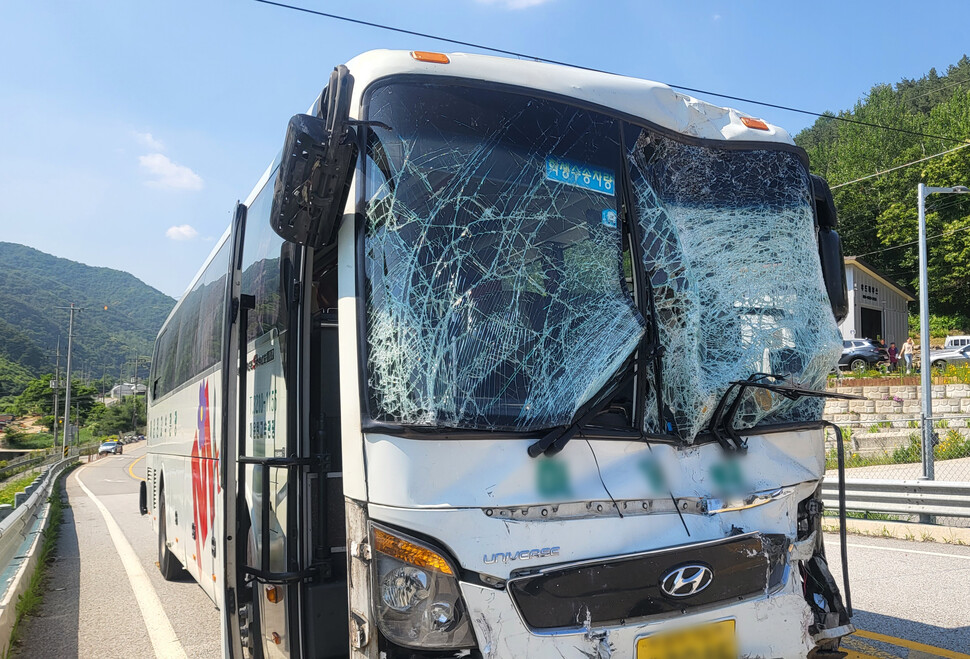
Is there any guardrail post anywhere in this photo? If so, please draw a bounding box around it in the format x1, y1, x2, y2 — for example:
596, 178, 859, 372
13, 493, 26, 508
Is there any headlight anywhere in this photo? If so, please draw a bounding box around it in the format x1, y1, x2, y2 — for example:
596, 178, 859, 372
370, 524, 477, 649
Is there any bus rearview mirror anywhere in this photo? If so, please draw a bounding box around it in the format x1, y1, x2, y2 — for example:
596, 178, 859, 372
812, 175, 848, 323
270, 66, 358, 249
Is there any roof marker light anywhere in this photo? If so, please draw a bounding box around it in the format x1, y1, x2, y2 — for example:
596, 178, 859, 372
411, 51, 450, 64
741, 117, 770, 131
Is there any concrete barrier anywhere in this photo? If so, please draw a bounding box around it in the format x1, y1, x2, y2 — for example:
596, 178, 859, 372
0, 457, 75, 656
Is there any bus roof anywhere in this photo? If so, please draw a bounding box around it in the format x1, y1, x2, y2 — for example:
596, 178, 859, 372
344, 49, 794, 146
241, 49, 797, 209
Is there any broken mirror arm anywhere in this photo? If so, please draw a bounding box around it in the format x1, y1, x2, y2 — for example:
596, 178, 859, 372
706, 374, 865, 453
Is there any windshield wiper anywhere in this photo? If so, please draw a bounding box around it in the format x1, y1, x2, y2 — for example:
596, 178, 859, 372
527, 360, 636, 458
707, 373, 864, 454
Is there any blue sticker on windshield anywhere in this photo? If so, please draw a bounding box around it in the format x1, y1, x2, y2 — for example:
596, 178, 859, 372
601, 209, 617, 228
546, 157, 615, 196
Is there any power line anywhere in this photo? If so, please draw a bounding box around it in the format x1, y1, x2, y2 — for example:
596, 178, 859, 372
905, 74, 970, 102
252, 0, 968, 145
830, 143, 970, 189
855, 216, 970, 258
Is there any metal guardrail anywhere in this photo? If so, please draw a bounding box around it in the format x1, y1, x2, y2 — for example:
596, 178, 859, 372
0, 451, 77, 654
822, 477, 970, 518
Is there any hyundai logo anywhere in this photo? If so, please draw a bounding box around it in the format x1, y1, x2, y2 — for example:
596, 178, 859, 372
659, 564, 714, 598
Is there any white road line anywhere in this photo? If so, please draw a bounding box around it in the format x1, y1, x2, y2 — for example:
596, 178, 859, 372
846, 542, 970, 561
75, 467, 188, 659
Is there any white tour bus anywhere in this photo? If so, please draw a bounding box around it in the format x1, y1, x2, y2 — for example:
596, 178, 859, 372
144, 49, 856, 659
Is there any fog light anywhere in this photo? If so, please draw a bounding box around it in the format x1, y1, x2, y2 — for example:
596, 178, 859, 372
381, 566, 430, 612
428, 601, 459, 631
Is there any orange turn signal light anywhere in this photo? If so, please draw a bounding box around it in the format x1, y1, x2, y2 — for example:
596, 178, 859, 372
373, 528, 453, 575
411, 51, 450, 64
741, 116, 770, 131
271, 632, 282, 645
266, 585, 282, 603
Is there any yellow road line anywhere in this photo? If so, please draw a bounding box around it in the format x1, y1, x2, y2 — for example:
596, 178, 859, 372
843, 635, 900, 659
855, 629, 970, 659
128, 454, 146, 482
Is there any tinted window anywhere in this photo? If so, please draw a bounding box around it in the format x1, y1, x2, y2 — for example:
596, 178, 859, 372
151, 239, 230, 400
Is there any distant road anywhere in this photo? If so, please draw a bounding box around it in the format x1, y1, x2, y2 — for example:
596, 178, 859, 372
13, 444, 220, 658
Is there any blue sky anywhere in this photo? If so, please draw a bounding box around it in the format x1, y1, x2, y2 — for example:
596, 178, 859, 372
1, 0, 968, 299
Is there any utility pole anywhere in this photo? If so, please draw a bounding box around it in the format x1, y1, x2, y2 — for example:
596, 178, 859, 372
129, 354, 150, 433
52, 338, 61, 449
57, 303, 82, 453
131, 355, 138, 433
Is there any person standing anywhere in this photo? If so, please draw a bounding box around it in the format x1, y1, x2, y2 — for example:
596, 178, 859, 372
900, 337, 915, 373
888, 342, 898, 372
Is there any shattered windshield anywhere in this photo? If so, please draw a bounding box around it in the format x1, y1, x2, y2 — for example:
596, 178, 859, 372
626, 128, 843, 440
363, 83, 645, 431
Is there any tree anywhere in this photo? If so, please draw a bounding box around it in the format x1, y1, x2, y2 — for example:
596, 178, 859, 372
795, 55, 970, 322
91, 396, 146, 437
8, 375, 100, 429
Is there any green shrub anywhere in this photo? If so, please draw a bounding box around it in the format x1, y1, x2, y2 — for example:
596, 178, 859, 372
892, 433, 923, 463
936, 429, 970, 460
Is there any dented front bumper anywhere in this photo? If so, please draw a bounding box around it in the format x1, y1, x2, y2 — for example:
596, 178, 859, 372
462, 568, 821, 658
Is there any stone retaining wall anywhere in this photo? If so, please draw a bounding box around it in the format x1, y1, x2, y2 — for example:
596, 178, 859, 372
823, 383, 970, 457
824, 383, 970, 425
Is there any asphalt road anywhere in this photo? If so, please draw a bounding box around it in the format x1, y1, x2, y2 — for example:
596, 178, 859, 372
13, 444, 221, 658
8, 446, 969, 658
824, 532, 970, 658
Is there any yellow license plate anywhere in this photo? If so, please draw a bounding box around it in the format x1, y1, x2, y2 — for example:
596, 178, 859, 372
636, 619, 736, 659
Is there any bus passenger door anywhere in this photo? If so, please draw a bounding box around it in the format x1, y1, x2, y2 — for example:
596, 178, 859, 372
229, 184, 309, 659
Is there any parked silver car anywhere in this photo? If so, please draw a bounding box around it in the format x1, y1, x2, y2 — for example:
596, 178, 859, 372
929, 345, 970, 372
98, 441, 123, 455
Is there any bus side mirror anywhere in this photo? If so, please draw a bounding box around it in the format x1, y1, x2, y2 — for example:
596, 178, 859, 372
811, 175, 848, 323
270, 66, 359, 249
139, 480, 148, 515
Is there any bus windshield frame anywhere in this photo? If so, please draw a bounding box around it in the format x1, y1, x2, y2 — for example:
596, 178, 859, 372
357, 78, 841, 440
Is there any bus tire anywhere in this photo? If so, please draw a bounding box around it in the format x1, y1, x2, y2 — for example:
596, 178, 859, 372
158, 486, 183, 581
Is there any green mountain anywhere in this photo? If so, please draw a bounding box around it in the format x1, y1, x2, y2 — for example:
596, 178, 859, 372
0, 242, 175, 398
795, 55, 970, 321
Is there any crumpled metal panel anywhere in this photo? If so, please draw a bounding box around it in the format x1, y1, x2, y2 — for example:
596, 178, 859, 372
364, 85, 644, 431
627, 129, 842, 440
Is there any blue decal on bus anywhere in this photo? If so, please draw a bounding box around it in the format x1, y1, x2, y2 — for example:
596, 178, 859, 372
545, 157, 615, 196
602, 209, 617, 228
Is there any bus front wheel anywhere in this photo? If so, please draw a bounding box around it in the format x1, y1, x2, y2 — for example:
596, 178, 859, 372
157, 486, 183, 581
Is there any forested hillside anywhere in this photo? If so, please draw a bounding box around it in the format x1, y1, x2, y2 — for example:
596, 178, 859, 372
0, 243, 175, 400
795, 56, 970, 324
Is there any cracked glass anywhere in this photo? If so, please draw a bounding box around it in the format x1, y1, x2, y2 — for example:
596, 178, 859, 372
625, 128, 842, 440
363, 83, 645, 431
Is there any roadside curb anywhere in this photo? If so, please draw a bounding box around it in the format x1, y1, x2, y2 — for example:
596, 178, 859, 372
823, 517, 970, 544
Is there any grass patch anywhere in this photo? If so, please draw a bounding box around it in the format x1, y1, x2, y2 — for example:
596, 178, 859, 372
825, 428, 970, 469
3, 463, 77, 657
5, 434, 53, 451
823, 510, 902, 522
0, 473, 40, 506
